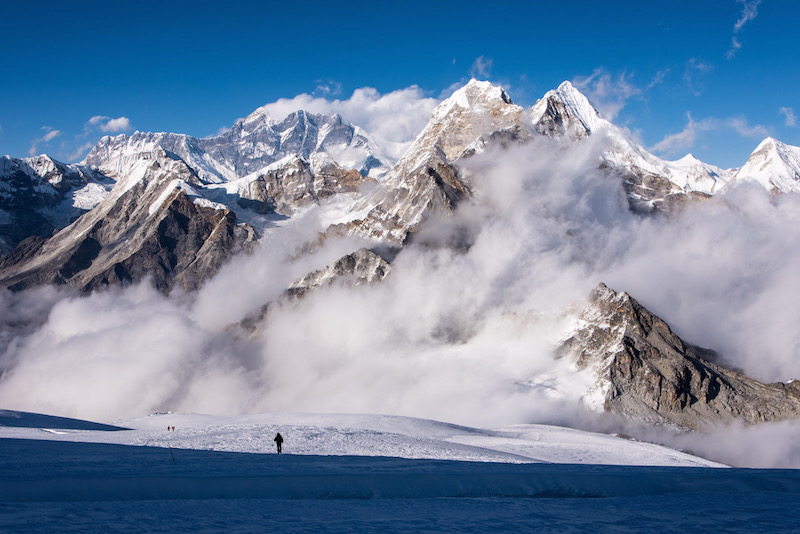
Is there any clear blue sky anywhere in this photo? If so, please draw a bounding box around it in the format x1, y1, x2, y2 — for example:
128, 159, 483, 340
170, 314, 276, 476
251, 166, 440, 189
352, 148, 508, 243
1, 0, 797, 169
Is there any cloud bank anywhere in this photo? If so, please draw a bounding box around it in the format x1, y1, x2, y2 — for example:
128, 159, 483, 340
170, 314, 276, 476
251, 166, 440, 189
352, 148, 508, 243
2, 132, 800, 467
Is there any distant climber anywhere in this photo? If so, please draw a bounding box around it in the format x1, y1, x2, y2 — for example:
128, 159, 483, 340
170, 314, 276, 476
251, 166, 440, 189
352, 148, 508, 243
274, 432, 284, 454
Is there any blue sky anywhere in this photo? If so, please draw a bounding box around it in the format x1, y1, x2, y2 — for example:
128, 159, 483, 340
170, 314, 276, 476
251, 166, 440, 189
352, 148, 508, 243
0, 0, 797, 169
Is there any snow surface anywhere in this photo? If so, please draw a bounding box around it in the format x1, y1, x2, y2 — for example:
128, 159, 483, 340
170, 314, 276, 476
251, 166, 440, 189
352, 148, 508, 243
3, 411, 800, 533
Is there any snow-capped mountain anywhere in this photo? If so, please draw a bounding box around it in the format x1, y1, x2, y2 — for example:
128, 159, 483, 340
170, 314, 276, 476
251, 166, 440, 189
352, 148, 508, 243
3, 78, 800, 435
733, 137, 800, 193
327, 79, 524, 244
0, 155, 111, 254
86, 109, 391, 184
0, 148, 254, 292
529, 81, 732, 211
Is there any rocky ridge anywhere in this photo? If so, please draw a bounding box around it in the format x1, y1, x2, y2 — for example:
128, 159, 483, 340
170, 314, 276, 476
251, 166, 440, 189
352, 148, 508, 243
560, 283, 800, 430
0, 149, 255, 292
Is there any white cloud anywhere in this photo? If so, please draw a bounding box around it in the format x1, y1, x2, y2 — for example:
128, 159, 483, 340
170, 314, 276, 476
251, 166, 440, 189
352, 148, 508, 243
469, 56, 493, 79
573, 68, 641, 120
28, 127, 61, 156
727, 0, 762, 59
254, 86, 440, 161
651, 112, 770, 156
86, 116, 132, 133
779, 107, 797, 127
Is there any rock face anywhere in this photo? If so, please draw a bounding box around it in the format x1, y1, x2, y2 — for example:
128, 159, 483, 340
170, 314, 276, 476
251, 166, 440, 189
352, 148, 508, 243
560, 283, 800, 430
0, 149, 255, 292
237, 156, 370, 216
0, 155, 111, 255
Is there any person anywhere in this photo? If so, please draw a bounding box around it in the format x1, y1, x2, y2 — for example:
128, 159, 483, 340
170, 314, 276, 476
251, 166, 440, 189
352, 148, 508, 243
274, 432, 284, 454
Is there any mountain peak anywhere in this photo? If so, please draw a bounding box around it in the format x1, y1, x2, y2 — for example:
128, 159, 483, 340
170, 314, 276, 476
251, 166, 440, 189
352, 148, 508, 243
431, 80, 516, 124
734, 137, 800, 193
530, 80, 606, 139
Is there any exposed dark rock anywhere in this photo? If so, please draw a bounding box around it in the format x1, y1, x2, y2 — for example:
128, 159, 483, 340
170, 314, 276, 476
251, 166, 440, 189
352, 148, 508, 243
560, 283, 800, 430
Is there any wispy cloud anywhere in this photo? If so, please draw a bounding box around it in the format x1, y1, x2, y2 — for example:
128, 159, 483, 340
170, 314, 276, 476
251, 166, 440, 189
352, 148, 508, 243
650, 113, 716, 155
779, 107, 797, 127
66, 141, 96, 162
726, 117, 770, 138
573, 68, 641, 120
651, 112, 770, 156
470, 56, 493, 79
683, 58, 713, 95
726, 0, 762, 59
645, 68, 670, 91
28, 127, 61, 156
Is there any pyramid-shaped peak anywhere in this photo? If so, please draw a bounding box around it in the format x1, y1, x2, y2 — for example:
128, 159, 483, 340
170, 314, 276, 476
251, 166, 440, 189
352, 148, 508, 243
757, 137, 781, 150
432, 80, 516, 120
747, 137, 789, 161
735, 136, 800, 193
530, 80, 608, 138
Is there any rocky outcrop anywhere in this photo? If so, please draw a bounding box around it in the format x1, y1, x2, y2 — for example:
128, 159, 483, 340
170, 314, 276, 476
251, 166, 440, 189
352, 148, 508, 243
0, 149, 255, 293
560, 283, 800, 430
286, 247, 390, 300
238, 156, 370, 216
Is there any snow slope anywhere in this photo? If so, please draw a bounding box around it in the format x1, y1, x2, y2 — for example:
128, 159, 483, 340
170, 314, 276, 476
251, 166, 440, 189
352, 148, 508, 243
3, 411, 800, 533
0, 411, 719, 467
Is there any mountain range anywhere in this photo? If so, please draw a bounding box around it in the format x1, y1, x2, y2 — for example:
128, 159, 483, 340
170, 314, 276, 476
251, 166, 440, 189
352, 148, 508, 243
2, 79, 800, 433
